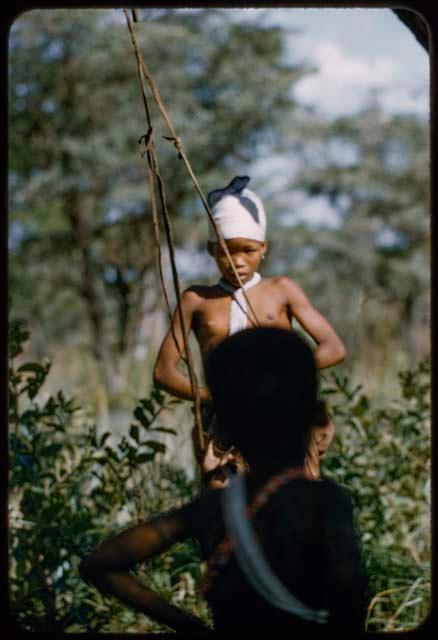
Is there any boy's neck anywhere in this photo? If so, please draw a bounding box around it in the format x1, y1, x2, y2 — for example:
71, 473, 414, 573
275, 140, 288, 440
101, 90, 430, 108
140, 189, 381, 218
219, 271, 261, 290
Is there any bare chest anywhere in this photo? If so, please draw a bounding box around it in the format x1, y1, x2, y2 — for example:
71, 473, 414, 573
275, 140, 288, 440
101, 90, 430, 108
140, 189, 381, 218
194, 285, 291, 354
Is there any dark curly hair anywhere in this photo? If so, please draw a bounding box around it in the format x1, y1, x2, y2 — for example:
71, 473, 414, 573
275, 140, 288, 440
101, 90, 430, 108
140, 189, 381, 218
205, 327, 318, 466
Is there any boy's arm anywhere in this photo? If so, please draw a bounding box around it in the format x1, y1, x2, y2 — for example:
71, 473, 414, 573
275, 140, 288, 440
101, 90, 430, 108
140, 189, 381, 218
79, 511, 211, 633
153, 289, 210, 402
279, 277, 347, 369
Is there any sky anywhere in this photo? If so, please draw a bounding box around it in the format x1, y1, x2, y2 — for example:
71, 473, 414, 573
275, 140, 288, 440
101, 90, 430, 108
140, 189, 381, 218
44, 7, 429, 120
168, 7, 429, 237
9, 7, 430, 252
286, 8, 428, 118
230, 7, 430, 230
229, 7, 429, 119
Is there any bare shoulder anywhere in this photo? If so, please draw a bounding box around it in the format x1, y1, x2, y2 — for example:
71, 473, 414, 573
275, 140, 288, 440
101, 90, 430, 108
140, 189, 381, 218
267, 276, 311, 309
181, 284, 204, 307
269, 275, 304, 295
182, 284, 220, 309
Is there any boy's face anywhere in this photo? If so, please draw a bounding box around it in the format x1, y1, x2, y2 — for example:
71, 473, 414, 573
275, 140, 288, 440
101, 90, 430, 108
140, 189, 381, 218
211, 237, 267, 286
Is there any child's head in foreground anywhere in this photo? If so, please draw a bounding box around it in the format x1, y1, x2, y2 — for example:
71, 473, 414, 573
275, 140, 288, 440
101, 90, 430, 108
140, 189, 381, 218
205, 327, 318, 468
207, 176, 267, 286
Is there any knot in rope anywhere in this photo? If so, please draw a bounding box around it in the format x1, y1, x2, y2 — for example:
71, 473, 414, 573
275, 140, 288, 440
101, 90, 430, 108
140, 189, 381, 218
163, 135, 183, 159
138, 126, 154, 157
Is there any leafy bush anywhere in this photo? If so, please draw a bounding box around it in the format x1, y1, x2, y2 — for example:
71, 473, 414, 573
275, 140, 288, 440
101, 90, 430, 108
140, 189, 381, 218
9, 318, 430, 632
321, 360, 430, 631
8, 317, 207, 632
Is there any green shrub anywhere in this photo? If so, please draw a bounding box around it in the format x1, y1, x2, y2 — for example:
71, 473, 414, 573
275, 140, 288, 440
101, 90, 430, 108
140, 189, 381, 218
321, 359, 430, 631
9, 317, 430, 632
8, 317, 207, 632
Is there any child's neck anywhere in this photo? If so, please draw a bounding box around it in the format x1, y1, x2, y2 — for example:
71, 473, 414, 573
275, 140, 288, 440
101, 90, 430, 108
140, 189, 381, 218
218, 271, 260, 291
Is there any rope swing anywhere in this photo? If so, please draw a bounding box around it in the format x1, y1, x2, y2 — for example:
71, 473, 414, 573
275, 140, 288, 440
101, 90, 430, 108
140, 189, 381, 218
123, 10, 261, 455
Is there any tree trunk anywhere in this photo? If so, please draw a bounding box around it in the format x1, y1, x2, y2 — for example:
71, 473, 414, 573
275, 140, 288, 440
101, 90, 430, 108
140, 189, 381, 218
402, 293, 417, 369
65, 192, 114, 399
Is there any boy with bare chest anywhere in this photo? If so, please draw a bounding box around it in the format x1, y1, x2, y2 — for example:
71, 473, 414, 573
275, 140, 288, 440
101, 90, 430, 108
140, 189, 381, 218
154, 176, 344, 483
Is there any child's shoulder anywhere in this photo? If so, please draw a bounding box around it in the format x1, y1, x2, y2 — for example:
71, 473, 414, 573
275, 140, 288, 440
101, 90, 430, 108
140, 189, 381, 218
264, 275, 296, 286
182, 284, 223, 304
263, 275, 301, 293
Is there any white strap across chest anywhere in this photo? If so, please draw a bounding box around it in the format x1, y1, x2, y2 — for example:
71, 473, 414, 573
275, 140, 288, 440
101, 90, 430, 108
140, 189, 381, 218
217, 272, 261, 335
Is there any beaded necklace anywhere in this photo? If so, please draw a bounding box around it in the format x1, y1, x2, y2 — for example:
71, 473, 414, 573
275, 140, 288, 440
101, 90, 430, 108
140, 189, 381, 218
201, 465, 307, 594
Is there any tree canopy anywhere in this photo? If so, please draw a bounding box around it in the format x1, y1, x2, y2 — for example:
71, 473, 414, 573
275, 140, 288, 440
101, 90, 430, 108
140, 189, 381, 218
9, 9, 309, 395
8, 8, 430, 634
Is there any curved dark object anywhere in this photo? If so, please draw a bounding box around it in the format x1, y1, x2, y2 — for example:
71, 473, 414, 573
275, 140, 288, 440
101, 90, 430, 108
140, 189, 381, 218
392, 9, 429, 52
207, 176, 251, 208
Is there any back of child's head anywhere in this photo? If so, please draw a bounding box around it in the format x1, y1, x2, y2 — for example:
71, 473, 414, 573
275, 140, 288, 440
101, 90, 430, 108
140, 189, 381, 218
205, 327, 318, 466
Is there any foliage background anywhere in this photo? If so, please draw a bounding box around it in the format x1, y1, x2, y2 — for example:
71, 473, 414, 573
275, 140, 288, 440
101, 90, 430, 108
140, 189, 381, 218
8, 7, 430, 634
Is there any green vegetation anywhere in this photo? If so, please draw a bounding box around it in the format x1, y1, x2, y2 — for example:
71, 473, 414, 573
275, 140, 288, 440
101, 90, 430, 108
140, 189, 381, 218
9, 317, 208, 632
8, 7, 429, 634
321, 362, 430, 631
9, 318, 430, 632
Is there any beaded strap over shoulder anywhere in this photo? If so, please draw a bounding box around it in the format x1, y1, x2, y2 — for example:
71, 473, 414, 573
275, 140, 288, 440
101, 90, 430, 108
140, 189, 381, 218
202, 466, 329, 624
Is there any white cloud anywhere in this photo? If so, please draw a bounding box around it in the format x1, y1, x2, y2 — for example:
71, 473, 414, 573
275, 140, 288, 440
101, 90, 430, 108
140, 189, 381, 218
380, 84, 429, 117
317, 40, 396, 84
279, 194, 341, 229
294, 40, 428, 117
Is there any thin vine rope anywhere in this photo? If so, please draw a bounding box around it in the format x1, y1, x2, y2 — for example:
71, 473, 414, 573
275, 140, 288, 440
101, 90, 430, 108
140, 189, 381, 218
124, 10, 204, 451
124, 10, 261, 330
143, 128, 188, 367
132, 70, 187, 366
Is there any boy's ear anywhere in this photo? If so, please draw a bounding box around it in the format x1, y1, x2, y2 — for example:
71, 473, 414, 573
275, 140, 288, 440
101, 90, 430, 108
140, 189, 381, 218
207, 241, 216, 257
261, 241, 268, 253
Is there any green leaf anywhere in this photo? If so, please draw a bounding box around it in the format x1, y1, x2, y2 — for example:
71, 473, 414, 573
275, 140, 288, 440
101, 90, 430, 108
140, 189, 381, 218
135, 453, 155, 464
129, 424, 140, 443
99, 432, 111, 447
104, 446, 118, 461
139, 398, 155, 414
168, 397, 183, 406
8, 321, 30, 358
151, 427, 177, 436
143, 440, 166, 453
151, 387, 165, 404
133, 407, 151, 429
17, 363, 47, 374
16, 454, 34, 469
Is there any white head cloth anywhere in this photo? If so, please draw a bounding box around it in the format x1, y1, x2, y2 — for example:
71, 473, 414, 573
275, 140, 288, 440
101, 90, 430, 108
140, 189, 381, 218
207, 176, 266, 243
